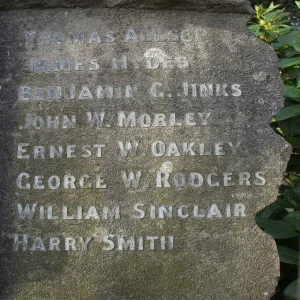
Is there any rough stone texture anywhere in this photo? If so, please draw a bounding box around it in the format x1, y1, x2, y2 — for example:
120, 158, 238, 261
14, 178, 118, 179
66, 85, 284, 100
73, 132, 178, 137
0, 0, 252, 14
0, 6, 289, 300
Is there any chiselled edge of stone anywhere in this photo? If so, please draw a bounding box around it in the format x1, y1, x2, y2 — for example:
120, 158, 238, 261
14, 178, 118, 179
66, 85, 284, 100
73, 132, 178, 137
247, 16, 292, 194
0, 0, 253, 14
247, 28, 292, 297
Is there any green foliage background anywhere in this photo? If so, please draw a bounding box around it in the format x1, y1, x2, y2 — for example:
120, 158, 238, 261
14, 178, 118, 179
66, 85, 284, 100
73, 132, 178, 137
248, 2, 300, 299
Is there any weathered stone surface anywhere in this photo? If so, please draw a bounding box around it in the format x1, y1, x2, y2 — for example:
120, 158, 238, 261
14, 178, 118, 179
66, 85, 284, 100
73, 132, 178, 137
0, 0, 252, 14
0, 6, 289, 300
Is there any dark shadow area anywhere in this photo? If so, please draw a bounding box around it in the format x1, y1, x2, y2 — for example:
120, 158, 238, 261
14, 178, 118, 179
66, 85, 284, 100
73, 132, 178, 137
0, 10, 78, 299
0, 13, 21, 298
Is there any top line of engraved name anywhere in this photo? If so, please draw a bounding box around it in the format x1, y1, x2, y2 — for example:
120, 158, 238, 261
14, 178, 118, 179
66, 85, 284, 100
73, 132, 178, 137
24, 29, 207, 46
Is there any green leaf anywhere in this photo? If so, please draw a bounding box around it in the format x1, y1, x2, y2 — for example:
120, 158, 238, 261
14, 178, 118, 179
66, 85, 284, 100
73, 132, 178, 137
295, 1, 300, 9
278, 245, 300, 266
275, 105, 300, 120
256, 216, 299, 238
254, 4, 262, 14
248, 24, 260, 31
257, 202, 288, 219
279, 117, 300, 137
275, 193, 300, 209
284, 278, 300, 300
284, 188, 300, 208
286, 176, 300, 187
264, 2, 281, 14
284, 211, 300, 230
281, 49, 299, 58
264, 9, 287, 23
274, 22, 291, 30
297, 75, 300, 88
289, 69, 300, 80
279, 57, 300, 67
251, 31, 265, 37
283, 85, 300, 100
284, 97, 300, 106
278, 27, 292, 36
293, 42, 300, 52
277, 32, 298, 46
273, 42, 284, 49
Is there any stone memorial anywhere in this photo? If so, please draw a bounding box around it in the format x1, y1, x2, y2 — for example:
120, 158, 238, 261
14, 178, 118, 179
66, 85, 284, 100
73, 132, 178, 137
0, 0, 291, 299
